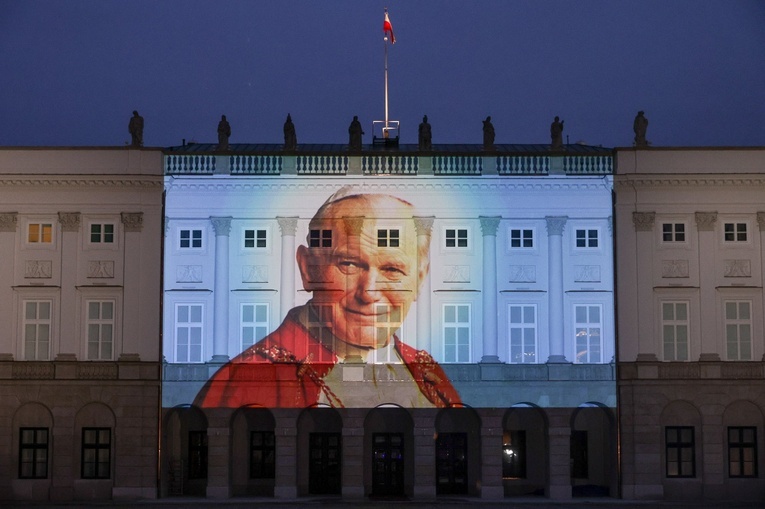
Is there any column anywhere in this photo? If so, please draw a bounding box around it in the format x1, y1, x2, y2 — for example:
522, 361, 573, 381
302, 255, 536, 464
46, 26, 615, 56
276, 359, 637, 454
210, 216, 232, 363
632, 212, 658, 361
413, 216, 434, 353
277, 217, 298, 321
696, 211, 719, 360
546, 216, 568, 363
120, 212, 143, 359
480, 216, 501, 363
0, 213, 17, 359
57, 212, 80, 360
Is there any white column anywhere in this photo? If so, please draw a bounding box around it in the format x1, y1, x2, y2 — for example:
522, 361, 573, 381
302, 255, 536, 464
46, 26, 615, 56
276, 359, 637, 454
0, 213, 17, 359
277, 217, 298, 321
57, 212, 80, 360
696, 211, 719, 361
480, 216, 501, 363
413, 216, 434, 352
546, 216, 568, 363
210, 216, 232, 362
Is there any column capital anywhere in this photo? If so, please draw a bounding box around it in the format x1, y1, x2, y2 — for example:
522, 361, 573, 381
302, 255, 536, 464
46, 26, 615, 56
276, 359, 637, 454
545, 216, 567, 236
479, 216, 501, 237
58, 212, 81, 232
342, 216, 365, 236
632, 211, 655, 232
121, 212, 144, 232
695, 211, 717, 231
413, 216, 435, 237
0, 212, 18, 232
210, 216, 232, 236
276, 216, 299, 236
757, 212, 765, 232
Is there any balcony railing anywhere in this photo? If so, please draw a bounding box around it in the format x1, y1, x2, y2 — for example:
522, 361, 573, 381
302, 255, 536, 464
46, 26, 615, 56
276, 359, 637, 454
363, 155, 418, 175
230, 155, 281, 175
165, 155, 216, 174
498, 155, 549, 175
296, 155, 347, 175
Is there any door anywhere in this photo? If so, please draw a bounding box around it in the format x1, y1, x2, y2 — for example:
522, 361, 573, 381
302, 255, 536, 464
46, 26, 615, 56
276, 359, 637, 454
372, 433, 405, 496
436, 432, 468, 495
309, 433, 341, 494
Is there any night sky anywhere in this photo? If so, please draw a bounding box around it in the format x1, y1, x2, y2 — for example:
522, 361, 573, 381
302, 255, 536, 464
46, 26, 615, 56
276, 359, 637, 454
2, 1, 764, 148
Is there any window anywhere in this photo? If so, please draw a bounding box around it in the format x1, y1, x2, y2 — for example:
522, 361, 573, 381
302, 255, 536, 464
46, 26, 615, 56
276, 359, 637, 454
662, 223, 686, 242
90, 224, 115, 244
443, 304, 471, 363
81, 428, 111, 479
377, 228, 400, 248
725, 301, 752, 360
666, 426, 695, 478
445, 228, 468, 248
502, 430, 526, 478
662, 302, 689, 361
575, 304, 602, 363
306, 304, 335, 362
176, 304, 203, 363
372, 304, 402, 363
724, 222, 747, 242
309, 229, 332, 248
575, 229, 598, 248
510, 228, 533, 248
23, 300, 51, 360
86, 301, 114, 360
729, 427, 757, 478
250, 431, 276, 479
179, 229, 202, 249
28, 223, 53, 244
509, 305, 536, 363
19, 428, 48, 479
188, 431, 208, 479
241, 303, 268, 350
244, 228, 267, 249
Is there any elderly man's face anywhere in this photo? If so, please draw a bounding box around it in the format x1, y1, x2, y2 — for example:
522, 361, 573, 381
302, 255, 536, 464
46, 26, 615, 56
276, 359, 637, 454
297, 195, 427, 350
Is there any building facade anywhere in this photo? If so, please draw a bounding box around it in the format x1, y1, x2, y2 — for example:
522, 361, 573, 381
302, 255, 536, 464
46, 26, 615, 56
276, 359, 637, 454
0, 149, 163, 501
615, 148, 765, 502
161, 144, 616, 500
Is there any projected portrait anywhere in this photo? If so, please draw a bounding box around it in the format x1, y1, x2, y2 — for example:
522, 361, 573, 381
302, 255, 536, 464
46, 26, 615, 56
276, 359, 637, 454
195, 187, 461, 409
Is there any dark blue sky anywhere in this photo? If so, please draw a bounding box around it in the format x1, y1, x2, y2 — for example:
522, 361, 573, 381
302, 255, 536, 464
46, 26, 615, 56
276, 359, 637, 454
2, 1, 764, 148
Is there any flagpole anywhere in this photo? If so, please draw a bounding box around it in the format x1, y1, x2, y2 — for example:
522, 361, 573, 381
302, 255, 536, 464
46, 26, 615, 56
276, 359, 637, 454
384, 36, 389, 131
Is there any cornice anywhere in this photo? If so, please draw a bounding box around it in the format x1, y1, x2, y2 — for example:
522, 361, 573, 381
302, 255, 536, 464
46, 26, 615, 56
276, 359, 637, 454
615, 176, 765, 188
0, 177, 163, 189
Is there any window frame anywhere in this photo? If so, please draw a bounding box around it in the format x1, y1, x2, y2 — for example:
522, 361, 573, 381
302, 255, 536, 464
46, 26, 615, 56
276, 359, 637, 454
188, 431, 208, 480
22, 299, 53, 361
243, 227, 268, 250
179, 228, 203, 249
250, 431, 276, 479
442, 303, 472, 363
175, 303, 204, 363
661, 301, 690, 361
377, 228, 401, 248
728, 426, 757, 478
81, 427, 111, 479
85, 299, 116, 361
371, 303, 404, 363
508, 304, 537, 364
240, 303, 269, 351
574, 304, 603, 364
723, 222, 748, 243
88, 222, 116, 245
574, 227, 599, 249
443, 227, 470, 250
308, 228, 332, 248
26, 220, 55, 246
661, 222, 687, 244
19, 427, 49, 479
509, 228, 535, 250
724, 300, 752, 361
665, 426, 696, 478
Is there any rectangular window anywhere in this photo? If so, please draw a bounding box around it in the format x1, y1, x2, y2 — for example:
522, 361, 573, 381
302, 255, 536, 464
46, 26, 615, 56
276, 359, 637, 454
724, 223, 747, 242
445, 228, 468, 248
81, 428, 111, 479
179, 229, 202, 248
725, 301, 752, 360
90, 224, 115, 244
86, 300, 114, 360
309, 229, 332, 248
502, 430, 526, 478
662, 302, 689, 361
244, 229, 267, 249
188, 431, 208, 479
575, 304, 602, 363
23, 300, 51, 360
28, 223, 53, 244
241, 303, 268, 350
443, 304, 471, 363
729, 427, 757, 478
662, 223, 686, 242
377, 229, 400, 248
372, 304, 403, 363
510, 228, 534, 248
306, 304, 335, 362
666, 426, 695, 478
509, 304, 536, 363
19, 428, 48, 479
575, 229, 598, 248
250, 431, 276, 479
176, 304, 203, 363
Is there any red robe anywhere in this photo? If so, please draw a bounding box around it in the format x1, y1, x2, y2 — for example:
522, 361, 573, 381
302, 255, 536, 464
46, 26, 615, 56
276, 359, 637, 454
194, 307, 461, 409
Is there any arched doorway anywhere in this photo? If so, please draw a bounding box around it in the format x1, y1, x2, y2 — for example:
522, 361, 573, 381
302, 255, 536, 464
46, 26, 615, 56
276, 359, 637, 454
570, 402, 617, 497
230, 406, 276, 496
296, 405, 343, 496
434, 406, 481, 496
364, 406, 413, 497
162, 405, 208, 497
502, 403, 549, 497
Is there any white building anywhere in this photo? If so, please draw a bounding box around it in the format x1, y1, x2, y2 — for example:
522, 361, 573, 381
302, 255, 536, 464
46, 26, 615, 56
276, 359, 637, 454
162, 143, 616, 500
615, 147, 765, 502
0, 148, 163, 502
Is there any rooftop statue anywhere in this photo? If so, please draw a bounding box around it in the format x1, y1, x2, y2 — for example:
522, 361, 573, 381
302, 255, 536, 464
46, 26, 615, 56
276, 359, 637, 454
283, 114, 297, 152
217, 115, 231, 151
128, 111, 144, 147
418, 115, 432, 152
482, 116, 495, 151
633, 111, 649, 148
550, 116, 564, 151
348, 116, 364, 151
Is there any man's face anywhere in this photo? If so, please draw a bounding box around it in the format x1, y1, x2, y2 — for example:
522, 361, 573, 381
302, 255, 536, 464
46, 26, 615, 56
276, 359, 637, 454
297, 195, 427, 350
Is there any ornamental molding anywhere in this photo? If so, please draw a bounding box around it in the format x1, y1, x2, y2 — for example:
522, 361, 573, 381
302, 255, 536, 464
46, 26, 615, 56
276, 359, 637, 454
121, 212, 143, 232
695, 211, 718, 231
615, 176, 765, 188
88, 261, 115, 279
413, 216, 435, 236
210, 216, 232, 236
443, 265, 470, 283
632, 212, 655, 232
58, 212, 81, 232
509, 265, 536, 283
479, 216, 501, 236
25, 260, 53, 279
276, 217, 298, 236
574, 265, 601, 282
242, 265, 268, 283
0, 177, 163, 189
661, 259, 689, 278
177, 265, 202, 283
545, 216, 568, 236
0, 212, 18, 232
724, 259, 751, 278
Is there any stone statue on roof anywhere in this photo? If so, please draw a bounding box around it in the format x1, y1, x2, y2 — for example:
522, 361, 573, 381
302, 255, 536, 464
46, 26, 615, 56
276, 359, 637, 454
128, 111, 144, 147
418, 115, 432, 152
217, 115, 231, 151
633, 111, 649, 147
283, 114, 297, 152
348, 116, 364, 151
550, 116, 564, 151
482, 116, 495, 151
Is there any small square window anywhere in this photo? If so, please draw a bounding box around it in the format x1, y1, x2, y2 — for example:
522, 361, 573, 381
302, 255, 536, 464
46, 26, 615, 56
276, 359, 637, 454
724, 223, 747, 242
575, 229, 598, 248
662, 223, 685, 242
90, 224, 115, 243
244, 229, 267, 249
445, 229, 469, 248
377, 229, 400, 248
180, 229, 203, 249
510, 229, 534, 248
28, 223, 53, 244
309, 229, 332, 248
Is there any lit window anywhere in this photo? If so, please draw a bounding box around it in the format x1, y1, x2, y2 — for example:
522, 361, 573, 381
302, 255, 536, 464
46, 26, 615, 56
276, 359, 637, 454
445, 228, 468, 248
81, 428, 111, 479
28, 223, 53, 244
176, 304, 203, 363
179, 229, 202, 248
662, 223, 685, 242
724, 223, 747, 242
509, 305, 536, 363
23, 300, 51, 360
510, 229, 533, 248
502, 430, 526, 478
666, 426, 695, 478
443, 304, 471, 363
19, 428, 48, 479
86, 301, 114, 360
241, 303, 269, 350
725, 301, 752, 360
377, 229, 400, 248
575, 304, 602, 363
90, 224, 115, 243
662, 302, 689, 361
250, 431, 276, 479
244, 229, 267, 249
575, 229, 598, 248
729, 427, 757, 478
309, 229, 332, 248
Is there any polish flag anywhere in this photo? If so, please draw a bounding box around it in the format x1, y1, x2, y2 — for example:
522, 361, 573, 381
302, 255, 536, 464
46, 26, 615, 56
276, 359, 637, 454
383, 9, 395, 44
